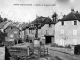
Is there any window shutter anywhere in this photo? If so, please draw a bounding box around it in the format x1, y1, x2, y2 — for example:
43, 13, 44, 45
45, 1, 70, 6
73, 29, 77, 36
72, 21, 74, 25
61, 29, 64, 35
73, 39, 77, 45
60, 39, 64, 46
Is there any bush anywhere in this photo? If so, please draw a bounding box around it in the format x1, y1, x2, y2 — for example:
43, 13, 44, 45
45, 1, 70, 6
65, 44, 71, 49
51, 43, 58, 47
51, 43, 71, 49
58, 45, 64, 48
18, 39, 23, 43
0, 30, 7, 43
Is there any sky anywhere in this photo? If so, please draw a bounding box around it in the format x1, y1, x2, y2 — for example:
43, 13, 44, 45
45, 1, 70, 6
0, 0, 80, 23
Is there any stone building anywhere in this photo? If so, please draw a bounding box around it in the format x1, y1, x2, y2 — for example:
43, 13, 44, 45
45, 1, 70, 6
55, 9, 80, 46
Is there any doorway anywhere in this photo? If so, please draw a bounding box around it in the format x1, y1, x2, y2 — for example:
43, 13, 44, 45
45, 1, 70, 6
45, 36, 52, 44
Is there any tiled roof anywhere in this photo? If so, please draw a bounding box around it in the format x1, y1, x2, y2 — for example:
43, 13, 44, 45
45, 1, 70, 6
31, 16, 54, 24
45, 17, 54, 24
60, 12, 77, 21
23, 16, 54, 30
22, 24, 31, 30
0, 21, 20, 31
31, 16, 45, 24
74, 13, 80, 21
0, 21, 7, 29
18, 23, 28, 30
4, 25, 20, 31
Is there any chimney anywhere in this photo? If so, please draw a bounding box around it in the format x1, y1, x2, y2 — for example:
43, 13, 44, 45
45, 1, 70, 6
76, 11, 79, 13
71, 8, 75, 13
63, 15, 66, 17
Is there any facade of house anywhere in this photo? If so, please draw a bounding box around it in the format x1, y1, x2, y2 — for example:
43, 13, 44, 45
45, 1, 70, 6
55, 10, 80, 46
4, 26, 20, 42
0, 21, 20, 44
0, 21, 20, 45
22, 24, 34, 42
39, 23, 55, 44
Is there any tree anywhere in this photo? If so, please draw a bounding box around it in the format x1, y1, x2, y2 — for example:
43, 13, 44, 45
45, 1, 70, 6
0, 15, 3, 23
0, 30, 7, 43
3, 18, 7, 22
52, 12, 58, 24
0, 15, 8, 23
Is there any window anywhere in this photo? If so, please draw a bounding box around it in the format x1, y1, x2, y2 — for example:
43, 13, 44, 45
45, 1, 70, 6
31, 30, 33, 34
31, 30, 32, 34
9, 39, 14, 41
73, 29, 77, 36
61, 29, 64, 35
11, 27, 12, 29
61, 21, 64, 25
72, 21, 77, 25
60, 39, 64, 46
73, 39, 77, 45
14, 31, 17, 34
32, 29, 34, 34
49, 24, 51, 27
53, 30, 55, 35
74, 21, 77, 25
1, 29, 3, 32
10, 34, 14, 38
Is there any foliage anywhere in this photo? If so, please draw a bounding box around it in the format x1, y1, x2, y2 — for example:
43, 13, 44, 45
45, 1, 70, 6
3, 18, 7, 22
51, 43, 58, 47
52, 12, 58, 18
52, 12, 58, 23
65, 44, 71, 49
0, 15, 8, 23
51, 43, 71, 49
18, 38, 23, 43
0, 30, 7, 43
